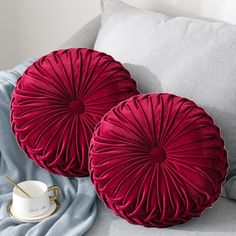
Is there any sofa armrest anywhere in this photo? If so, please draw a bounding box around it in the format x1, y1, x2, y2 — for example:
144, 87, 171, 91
59, 15, 101, 49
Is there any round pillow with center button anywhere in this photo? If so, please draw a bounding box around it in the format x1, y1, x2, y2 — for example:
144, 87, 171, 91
89, 93, 228, 227
11, 48, 139, 177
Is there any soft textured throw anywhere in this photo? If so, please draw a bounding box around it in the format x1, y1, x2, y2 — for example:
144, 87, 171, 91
0, 60, 97, 236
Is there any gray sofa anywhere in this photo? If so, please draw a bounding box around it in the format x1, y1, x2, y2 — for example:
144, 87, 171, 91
60, 16, 236, 236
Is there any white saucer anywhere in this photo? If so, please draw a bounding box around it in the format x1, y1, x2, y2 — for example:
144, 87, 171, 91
8, 201, 60, 223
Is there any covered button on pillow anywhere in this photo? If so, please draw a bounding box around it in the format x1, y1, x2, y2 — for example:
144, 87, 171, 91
11, 48, 139, 177
89, 93, 228, 227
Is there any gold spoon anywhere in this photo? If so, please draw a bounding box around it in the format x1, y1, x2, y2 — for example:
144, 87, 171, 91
4, 176, 31, 198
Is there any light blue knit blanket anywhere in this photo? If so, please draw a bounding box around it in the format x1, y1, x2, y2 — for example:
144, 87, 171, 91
0, 60, 97, 236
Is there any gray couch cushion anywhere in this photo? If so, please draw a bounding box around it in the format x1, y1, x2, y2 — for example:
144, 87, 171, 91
86, 197, 236, 236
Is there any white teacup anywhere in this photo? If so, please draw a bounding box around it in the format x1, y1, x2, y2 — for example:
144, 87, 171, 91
12, 180, 60, 218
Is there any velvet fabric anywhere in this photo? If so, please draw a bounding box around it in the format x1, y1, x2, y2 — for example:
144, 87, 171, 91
89, 93, 228, 227
11, 48, 139, 177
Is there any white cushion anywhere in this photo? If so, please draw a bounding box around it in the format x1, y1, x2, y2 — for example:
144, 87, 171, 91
94, 0, 236, 198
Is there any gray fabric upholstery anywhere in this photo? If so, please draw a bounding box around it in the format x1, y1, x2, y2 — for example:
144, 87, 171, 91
60, 5, 236, 235
58, 5, 236, 234
60, 15, 101, 49
86, 197, 236, 236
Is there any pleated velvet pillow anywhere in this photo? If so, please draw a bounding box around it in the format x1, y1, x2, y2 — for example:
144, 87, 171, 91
11, 48, 139, 177
89, 93, 228, 227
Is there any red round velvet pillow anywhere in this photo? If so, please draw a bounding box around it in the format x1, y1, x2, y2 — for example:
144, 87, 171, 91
89, 93, 228, 227
11, 48, 139, 177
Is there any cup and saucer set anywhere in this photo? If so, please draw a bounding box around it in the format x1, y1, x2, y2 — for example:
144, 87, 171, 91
7, 179, 60, 223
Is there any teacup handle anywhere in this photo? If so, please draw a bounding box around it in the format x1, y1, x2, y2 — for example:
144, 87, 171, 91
48, 185, 60, 202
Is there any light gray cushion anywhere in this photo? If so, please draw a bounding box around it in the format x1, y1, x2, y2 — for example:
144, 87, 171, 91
86, 197, 236, 236
94, 0, 236, 199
